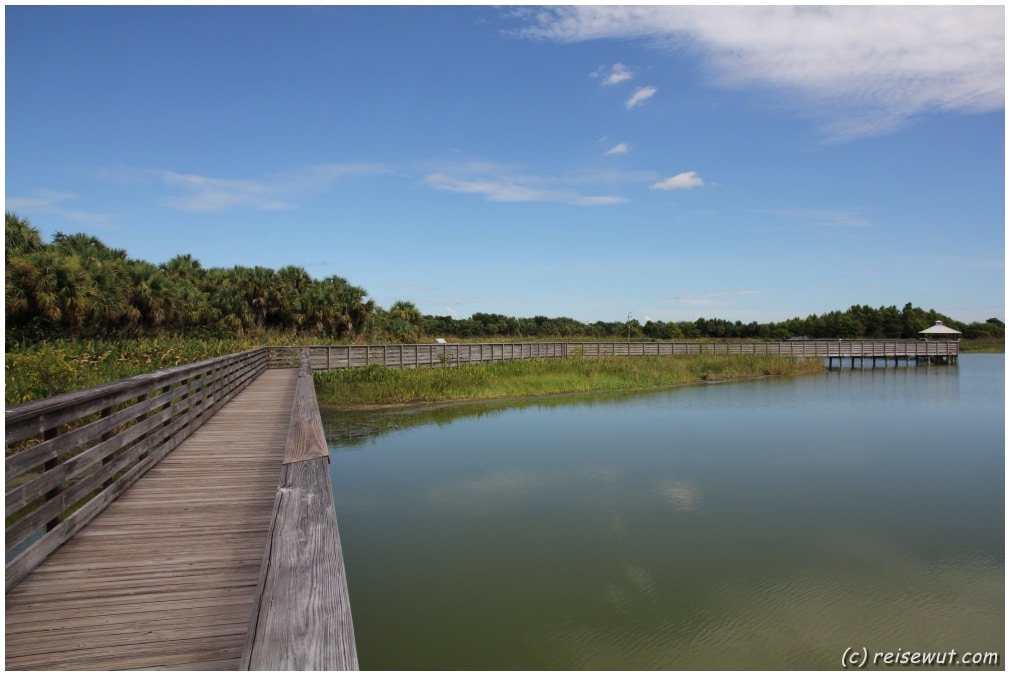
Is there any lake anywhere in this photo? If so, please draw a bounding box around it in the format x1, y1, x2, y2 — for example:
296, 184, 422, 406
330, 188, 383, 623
323, 354, 1004, 670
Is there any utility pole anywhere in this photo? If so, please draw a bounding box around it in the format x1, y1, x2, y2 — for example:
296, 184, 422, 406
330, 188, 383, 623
627, 310, 634, 342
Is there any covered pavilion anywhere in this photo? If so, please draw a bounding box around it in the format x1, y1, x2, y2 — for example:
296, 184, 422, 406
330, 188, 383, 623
918, 320, 962, 341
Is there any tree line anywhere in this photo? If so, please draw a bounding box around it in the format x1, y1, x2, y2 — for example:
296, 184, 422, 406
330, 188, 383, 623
6, 213, 375, 344
6, 212, 1003, 346
425, 307, 1003, 341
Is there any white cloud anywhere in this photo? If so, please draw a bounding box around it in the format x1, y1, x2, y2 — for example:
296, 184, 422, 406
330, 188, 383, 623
603, 143, 629, 156
625, 86, 657, 109
651, 172, 704, 190
516, 6, 1004, 138
121, 163, 389, 212
157, 171, 293, 212
768, 208, 872, 228
6, 189, 115, 226
594, 62, 633, 85
6, 189, 79, 211
425, 171, 627, 207
661, 290, 764, 308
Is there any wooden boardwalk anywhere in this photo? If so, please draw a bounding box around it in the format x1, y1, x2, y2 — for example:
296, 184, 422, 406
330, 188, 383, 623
5, 368, 298, 670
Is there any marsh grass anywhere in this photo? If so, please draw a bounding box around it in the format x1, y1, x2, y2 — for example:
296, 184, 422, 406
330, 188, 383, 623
4, 333, 345, 405
314, 355, 824, 407
958, 339, 1004, 353
4, 337, 258, 405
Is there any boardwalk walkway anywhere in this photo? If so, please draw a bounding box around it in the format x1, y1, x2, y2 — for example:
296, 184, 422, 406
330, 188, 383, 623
5, 368, 298, 670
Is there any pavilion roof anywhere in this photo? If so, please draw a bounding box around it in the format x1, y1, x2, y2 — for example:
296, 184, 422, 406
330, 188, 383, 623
918, 320, 961, 335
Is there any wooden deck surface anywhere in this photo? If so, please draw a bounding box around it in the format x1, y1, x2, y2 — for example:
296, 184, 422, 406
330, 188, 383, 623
5, 368, 298, 670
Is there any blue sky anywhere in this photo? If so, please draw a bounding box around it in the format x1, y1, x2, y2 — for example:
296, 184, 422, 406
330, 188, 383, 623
5, 5, 1005, 324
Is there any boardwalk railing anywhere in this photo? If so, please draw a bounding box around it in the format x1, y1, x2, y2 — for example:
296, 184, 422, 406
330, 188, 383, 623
568, 340, 959, 362
271, 342, 568, 371
272, 340, 958, 371
5, 348, 268, 591
243, 349, 357, 670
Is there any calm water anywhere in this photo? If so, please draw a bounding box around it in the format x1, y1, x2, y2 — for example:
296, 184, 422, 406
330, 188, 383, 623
324, 355, 1004, 670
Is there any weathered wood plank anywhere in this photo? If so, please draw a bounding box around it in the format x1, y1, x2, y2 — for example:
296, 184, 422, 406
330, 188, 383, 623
6, 350, 268, 587
5, 368, 298, 670
7, 384, 229, 517
281, 353, 330, 465
243, 349, 357, 670
242, 458, 358, 670
6, 357, 247, 479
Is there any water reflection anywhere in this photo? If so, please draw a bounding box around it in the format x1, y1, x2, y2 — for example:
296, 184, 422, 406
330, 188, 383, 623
428, 468, 545, 506
326, 356, 1003, 670
656, 478, 702, 512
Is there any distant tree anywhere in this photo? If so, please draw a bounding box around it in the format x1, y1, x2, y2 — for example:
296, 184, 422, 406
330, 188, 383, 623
385, 300, 425, 342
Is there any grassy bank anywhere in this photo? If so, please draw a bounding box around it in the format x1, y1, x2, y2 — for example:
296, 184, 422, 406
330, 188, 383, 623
314, 355, 825, 408
959, 338, 1004, 353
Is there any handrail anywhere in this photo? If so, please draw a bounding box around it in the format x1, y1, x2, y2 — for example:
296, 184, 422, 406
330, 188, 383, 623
278, 340, 958, 370
242, 348, 358, 670
5, 348, 269, 591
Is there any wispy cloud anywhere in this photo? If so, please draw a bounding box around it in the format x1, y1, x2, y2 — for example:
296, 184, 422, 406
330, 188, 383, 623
652, 172, 704, 190
592, 63, 634, 85
625, 86, 657, 109
6, 189, 115, 227
157, 171, 293, 212
425, 170, 627, 207
660, 289, 764, 308
604, 142, 630, 156
516, 6, 1004, 138
768, 208, 872, 228
115, 163, 389, 212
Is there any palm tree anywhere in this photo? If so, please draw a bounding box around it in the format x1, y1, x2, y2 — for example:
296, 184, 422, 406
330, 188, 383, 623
386, 300, 425, 342
126, 262, 174, 329
5, 249, 97, 333
162, 254, 206, 284
209, 279, 254, 336
52, 231, 127, 262
5, 212, 44, 263
85, 257, 132, 332
323, 276, 373, 337
275, 265, 313, 330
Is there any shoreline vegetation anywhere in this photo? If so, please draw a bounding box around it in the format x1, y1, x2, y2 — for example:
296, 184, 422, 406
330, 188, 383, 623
6, 213, 1002, 406
313, 355, 826, 409
6, 212, 1004, 346
5, 336, 999, 406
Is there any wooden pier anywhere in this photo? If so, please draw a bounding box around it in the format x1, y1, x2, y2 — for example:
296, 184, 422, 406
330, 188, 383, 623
5, 339, 957, 670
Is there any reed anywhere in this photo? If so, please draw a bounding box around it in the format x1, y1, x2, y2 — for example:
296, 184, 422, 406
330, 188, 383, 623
3, 332, 372, 405
958, 338, 1004, 353
4, 337, 254, 405
313, 355, 824, 407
